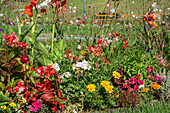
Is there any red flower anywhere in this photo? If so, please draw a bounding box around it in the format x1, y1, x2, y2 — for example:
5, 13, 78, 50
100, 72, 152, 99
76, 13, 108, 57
51, 106, 57, 112
60, 103, 64, 110
20, 53, 30, 64
123, 41, 128, 50
29, 0, 39, 11
58, 0, 67, 14
24, 6, 33, 17
40, 9, 47, 16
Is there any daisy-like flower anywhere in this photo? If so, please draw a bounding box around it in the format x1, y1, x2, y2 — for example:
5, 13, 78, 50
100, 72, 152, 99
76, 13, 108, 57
86, 84, 96, 92
101, 81, 110, 88
0, 105, 7, 110
9, 102, 16, 107
142, 88, 148, 92
112, 71, 121, 79
105, 85, 114, 93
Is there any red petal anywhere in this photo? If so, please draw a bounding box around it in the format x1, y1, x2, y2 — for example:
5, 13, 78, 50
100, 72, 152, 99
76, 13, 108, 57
42, 94, 54, 101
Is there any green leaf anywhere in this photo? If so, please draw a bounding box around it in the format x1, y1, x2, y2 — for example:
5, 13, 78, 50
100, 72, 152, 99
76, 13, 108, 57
30, 29, 44, 45
0, 102, 9, 106
128, 38, 137, 46
36, 41, 49, 56
18, 24, 34, 42
49, 98, 62, 102
31, 71, 40, 77
8, 25, 14, 35
37, 55, 52, 66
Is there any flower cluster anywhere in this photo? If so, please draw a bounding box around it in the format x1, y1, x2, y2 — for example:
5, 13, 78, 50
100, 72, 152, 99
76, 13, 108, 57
112, 71, 121, 79
9, 102, 16, 107
123, 74, 144, 92
142, 88, 148, 92
144, 11, 159, 28
35, 65, 56, 78
150, 83, 160, 90
3, 32, 29, 51
72, 60, 91, 71
86, 84, 96, 92
20, 53, 30, 64
51, 0, 67, 14
101, 81, 114, 93
0, 105, 7, 110
29, 100, 42, 112
64, 50, 73, 58
148, 66, 162, 85
24, 0, 46, 17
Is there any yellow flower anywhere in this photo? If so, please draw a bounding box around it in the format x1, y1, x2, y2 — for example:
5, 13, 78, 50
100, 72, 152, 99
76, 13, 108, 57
105, 85, 114, 93
142, 88, 148, 92
86, 84, 96, 92
9, 102, 16, 107
112, 71, 121, 79
101, 81, 110, 88
0, 105, 7, 110
116, 95, 119, 98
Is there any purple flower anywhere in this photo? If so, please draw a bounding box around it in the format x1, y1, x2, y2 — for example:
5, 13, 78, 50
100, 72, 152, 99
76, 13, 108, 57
0, 28, 2, 31
88, 5, 91, 8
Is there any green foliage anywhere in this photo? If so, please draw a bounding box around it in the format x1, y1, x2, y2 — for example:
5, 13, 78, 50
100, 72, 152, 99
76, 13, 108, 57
117, 47, 160, 80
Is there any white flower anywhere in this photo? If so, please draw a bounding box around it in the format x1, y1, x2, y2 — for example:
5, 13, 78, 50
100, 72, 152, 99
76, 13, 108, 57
152, 2, 157, 8
110, 8, 115, 13
22, 98, 27, 103
69, 6, 72, 9
51, 63, 60, 71
168, 8, 170, 10
0, 13, 3, 17
63, 72, 71, 78
72, 60, 91, 71
76, 20, 79, 23
81, 60, 91, 70
153, 8, 158, 12
73, 109, 77, 113
73, 10, 76, 13
74, 6, 76, 9
72, 64, 76, 70
70, 20, 74, 24
77, 45, 81, 50
139, 84, 145, 89
107, 4, 110, 7
132, 1, 134, 5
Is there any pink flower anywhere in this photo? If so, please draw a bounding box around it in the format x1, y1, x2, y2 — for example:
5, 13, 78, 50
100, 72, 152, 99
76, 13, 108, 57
136, 74, 141, 79
149, 73, 153, 79
64, 54, 67, 58
147, 66, 153, 72
29, 100, 42, 112
103, 40, 108, 47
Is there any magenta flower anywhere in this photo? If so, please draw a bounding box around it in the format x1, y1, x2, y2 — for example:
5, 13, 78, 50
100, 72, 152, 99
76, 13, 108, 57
147, 66, 153, 72
29, 101, 42, 112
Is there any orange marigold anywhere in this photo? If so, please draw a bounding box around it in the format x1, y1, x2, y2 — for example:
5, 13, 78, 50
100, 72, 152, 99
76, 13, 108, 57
142, 88, 148, 92
150, 83, 160, 90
